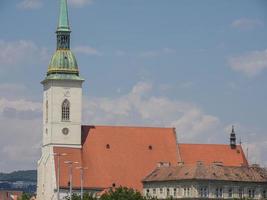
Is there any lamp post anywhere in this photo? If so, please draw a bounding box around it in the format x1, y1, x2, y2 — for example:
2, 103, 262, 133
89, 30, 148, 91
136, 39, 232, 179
53, 153, 67, 200
64, 161, 79, 200
76, 166, 88, 200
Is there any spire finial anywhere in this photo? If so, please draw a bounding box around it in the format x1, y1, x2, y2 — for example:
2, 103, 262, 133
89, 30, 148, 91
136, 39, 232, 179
231, 125, 235, 134
57, 0, 70, 32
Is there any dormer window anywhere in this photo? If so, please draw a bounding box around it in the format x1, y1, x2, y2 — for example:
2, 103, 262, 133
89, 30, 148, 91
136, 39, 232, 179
62, 99, 70, 121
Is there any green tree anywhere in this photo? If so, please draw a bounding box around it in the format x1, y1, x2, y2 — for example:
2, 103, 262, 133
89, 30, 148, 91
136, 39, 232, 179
18, 193, 31, 200
101, 187, 145, 200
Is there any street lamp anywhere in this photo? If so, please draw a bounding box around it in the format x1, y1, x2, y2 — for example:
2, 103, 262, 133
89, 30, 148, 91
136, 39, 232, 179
64, 161, 79, 200
76, 166, 88, 200
53, 153, 67, 200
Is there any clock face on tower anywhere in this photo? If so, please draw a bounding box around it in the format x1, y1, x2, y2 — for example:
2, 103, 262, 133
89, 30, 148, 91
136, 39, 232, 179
62, 127, 69, 135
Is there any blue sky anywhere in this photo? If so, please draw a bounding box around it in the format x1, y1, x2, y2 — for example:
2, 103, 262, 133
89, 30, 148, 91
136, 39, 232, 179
0, 0, 267, 172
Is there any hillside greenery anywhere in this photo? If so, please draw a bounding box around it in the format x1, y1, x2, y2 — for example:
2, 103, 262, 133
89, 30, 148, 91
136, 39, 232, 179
0, 170, 37, 182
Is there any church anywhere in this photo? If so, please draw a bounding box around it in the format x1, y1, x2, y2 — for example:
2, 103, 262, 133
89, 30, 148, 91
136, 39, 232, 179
37, 1, 256, 200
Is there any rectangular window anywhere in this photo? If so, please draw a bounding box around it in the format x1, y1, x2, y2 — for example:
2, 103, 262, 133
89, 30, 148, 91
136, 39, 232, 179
200, 187, 208, 197
228, 188, 233, 198
146, 189, 150, 196
263, 190, 266, 198
216, 188, 223, 198
153, 188, 156, 195
160, 188, 163, 194
167, 188, 170, 197
249, 189, 255, 198
239, 188, 243, 198
184, 187, 191, 197
174, 188, 177, 197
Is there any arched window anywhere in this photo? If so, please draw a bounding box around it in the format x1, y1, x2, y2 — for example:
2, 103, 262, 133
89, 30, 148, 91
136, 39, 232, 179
62, 99, 70, 121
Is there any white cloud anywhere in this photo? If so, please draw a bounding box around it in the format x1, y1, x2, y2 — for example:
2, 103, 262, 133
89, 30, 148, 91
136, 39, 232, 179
0, 40, 49, 67
228, 49, 267, 77
231, 18, 264, 30
17, 0, 42, 10
83, 81, 220, 142
73, 45, 102, 56
0, 96, 42, 172
68, 0, 94, 7
140, 48, 176, 58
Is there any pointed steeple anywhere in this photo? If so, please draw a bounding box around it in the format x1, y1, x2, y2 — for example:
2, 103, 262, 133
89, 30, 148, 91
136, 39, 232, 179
230, 125, 237, 149
43, 0, 84, 82
57, 0, 70, 32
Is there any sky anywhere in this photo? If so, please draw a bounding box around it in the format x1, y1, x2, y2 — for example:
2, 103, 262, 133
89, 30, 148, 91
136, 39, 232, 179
0, 0, 267, 172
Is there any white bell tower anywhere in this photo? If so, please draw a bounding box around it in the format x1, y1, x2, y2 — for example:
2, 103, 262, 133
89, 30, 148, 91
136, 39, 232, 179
37, 1, 84, 199
42, 80, 83, 148
41, 0, 84, 148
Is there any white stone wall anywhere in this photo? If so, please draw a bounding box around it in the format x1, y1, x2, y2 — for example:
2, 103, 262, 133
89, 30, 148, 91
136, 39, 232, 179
143, 180, 267, 199
37, 146, 57, 200
42, 79, 83, 147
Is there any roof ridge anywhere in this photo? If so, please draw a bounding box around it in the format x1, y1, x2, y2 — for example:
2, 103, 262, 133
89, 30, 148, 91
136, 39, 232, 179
179, 143, 242, 146
81, 124, 175, 129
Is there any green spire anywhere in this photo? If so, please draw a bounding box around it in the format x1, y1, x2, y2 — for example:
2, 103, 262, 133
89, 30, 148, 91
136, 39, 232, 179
57, 0, 70, 32
43, 0, 84, 82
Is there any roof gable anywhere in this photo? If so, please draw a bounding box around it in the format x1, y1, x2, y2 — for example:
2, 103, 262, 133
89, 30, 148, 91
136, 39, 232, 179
55, 125, 180, 191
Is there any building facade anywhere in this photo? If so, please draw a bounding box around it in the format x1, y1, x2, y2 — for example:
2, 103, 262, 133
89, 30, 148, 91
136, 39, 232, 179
143, 164, 267, 199
36, 1, 254, 200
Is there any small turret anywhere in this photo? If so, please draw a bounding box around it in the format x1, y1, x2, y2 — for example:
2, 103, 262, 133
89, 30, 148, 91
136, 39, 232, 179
230, 125, 237, 149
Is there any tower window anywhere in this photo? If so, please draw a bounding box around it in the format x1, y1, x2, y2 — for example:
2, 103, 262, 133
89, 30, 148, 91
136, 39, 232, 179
62, 99, 70, 121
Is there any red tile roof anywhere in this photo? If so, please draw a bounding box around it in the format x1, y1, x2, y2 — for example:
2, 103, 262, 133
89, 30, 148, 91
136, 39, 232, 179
178, 143, 248, 167
54, 126, 249, 192
143, 164, 267, 183
54, 125, 180, 191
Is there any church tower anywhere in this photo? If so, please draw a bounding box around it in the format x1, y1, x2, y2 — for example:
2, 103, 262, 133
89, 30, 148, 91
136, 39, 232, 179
42, 0, 84, 148
37, 1, 83, 199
